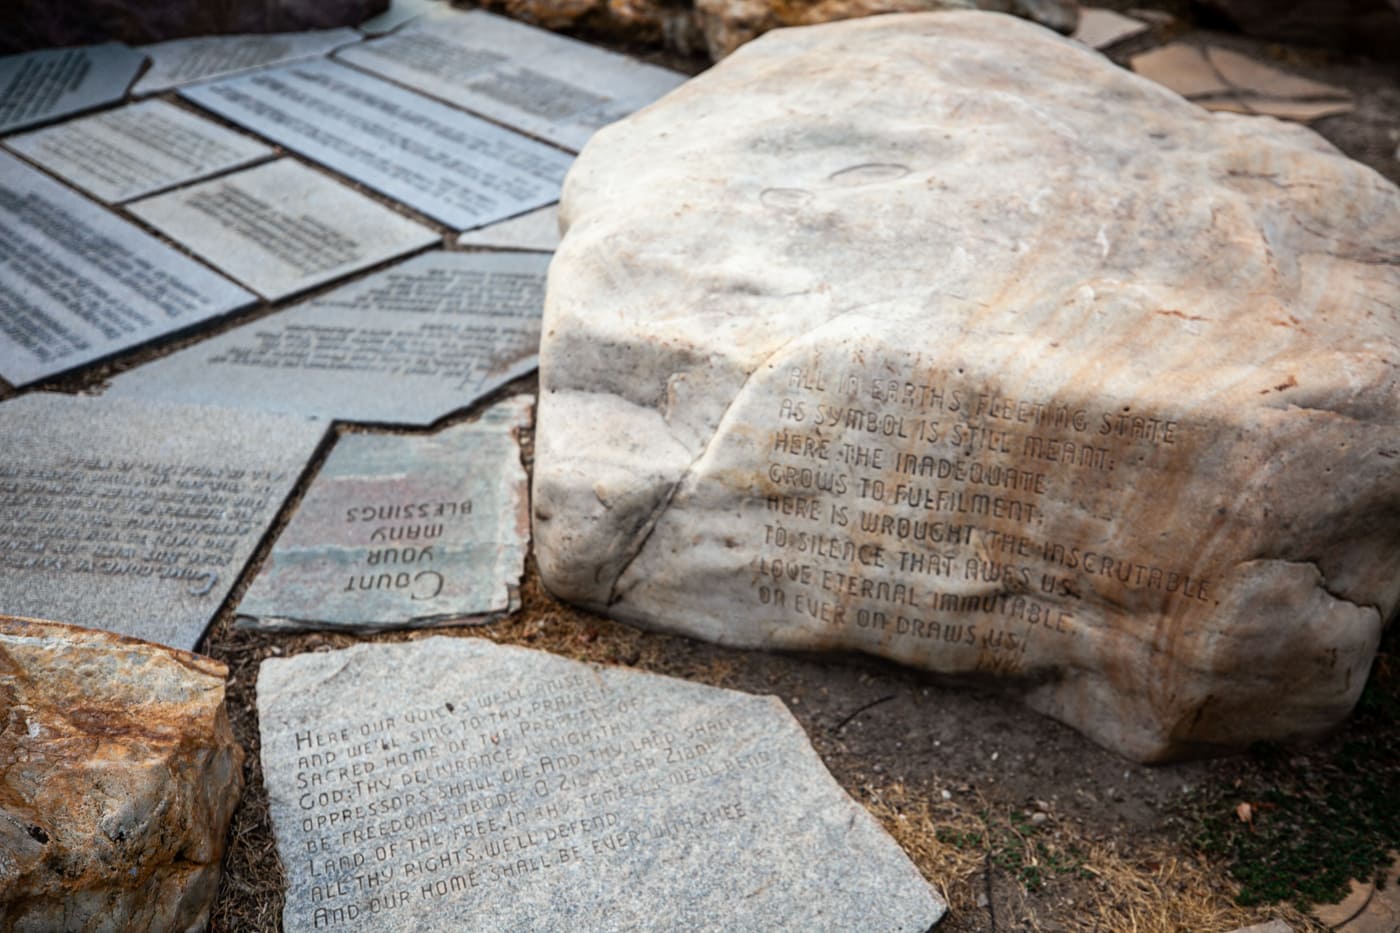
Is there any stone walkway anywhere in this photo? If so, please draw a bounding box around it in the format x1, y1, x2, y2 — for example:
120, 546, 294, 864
1, 3, 1395, 931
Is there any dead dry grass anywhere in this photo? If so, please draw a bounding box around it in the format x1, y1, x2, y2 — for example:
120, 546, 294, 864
863, 782, 1321, 932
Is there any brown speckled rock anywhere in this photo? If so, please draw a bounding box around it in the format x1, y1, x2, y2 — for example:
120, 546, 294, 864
534, 12, 1400, 762
0, 616, 243, 932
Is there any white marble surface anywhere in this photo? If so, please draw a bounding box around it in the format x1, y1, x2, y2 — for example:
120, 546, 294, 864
534, 12, 1400, 762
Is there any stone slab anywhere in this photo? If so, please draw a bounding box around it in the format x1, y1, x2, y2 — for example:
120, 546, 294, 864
131, 29, 362, 96
0, 393, 327, 650
127, 158, 438, 301
0, 44, 145, 133
1131, 43, 1353, 122
532, 12, 1400, 762
1072, 8, 1150, 48
457, 204, 559, 252
5, 100, 274, 203
257, 637, 945, 931
0, 150, 255, 387
106, 250, 550, 424
181, 58, 572, 230
335, 10, 687, 151
237, 396, 531, 632
359, 0, 448, 36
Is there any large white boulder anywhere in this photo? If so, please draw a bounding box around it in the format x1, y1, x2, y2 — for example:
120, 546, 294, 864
533, 11, 1400, 761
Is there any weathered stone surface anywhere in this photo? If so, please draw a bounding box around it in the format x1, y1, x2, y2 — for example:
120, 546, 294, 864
107, 251, 550, 425
335, 11, 687, 152
0, 393, 327, 649
534, 12, 1400, 761
132, 28, 362, 96
5, 100, 274, 203
127, 159, 438, 301
0, 43, 145, 132
237, 396, 532, 632
0, 150, 255, 387
257, 636, 945, 930
0, 615, 243, 932
479, 0, 1076, 59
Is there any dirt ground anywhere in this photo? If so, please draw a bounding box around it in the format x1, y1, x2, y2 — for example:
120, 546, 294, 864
3, 2, 1397, 930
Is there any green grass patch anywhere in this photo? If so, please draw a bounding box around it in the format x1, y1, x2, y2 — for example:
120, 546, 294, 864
937, 809, 1090, 892
1186, 625, 1399, 910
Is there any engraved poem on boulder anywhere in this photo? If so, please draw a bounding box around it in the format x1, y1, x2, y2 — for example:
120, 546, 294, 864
238, 396, 531, 631
181, 59, 572, 229
6, 100, 273, 203
0, 393, 327, 649
336, 10, 686, 151
0, 44, 145, 133
257, 637, 945, 931
0, 151, 254, 387
128, 159, 438, 301
533, 13, 1400, 761
107, 251, 550, 424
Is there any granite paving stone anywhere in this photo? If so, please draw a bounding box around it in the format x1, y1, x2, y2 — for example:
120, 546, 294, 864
106, 250, 550, 423
5, 100, 274, 203
0, 44, 146, 133
126, 158, 439, 301
257, 637, 947, 931
457, 204, 559, 252
0, 150, 255, 387
0, 393, 327, 650
335, 10, 687, 151
237, 395, 532, 632
181, 58, 572, 229
131, 29, 362, 96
